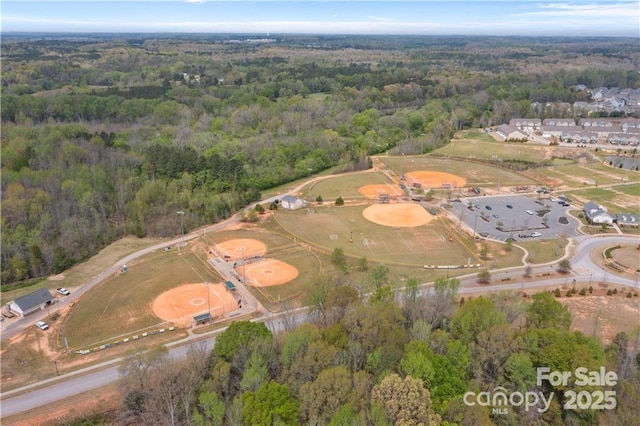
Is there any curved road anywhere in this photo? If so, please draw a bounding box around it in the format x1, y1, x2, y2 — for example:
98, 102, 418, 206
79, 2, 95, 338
1, 185, 638, 419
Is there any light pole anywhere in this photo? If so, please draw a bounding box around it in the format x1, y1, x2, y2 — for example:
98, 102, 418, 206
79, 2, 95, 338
473, 214, 479, 239
241, 247, 246, 284
206, 281, 211, 319
177, 211, 185, 248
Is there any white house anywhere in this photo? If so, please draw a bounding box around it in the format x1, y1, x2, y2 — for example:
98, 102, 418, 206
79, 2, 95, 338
583, 201, 613, 224
280, 195, 305, 210
614, 213, 639, 227
7, 288, 55, 317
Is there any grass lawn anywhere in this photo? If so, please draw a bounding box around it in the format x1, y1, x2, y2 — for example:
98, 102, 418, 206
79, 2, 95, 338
1, 236, 164, 304
611, 182, 640, 197
565, 187, 637, 213
516, 237, 569, 265
274, 204, 480, 267
382, 156, 536, 187
435, 132, 550, 163
62, 248, 221, 349
297, 170, 394, 201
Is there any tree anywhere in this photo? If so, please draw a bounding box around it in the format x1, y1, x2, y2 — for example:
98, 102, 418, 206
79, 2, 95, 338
192, 391, 225, 426
335, 196, 344, 206
368, 264, 390, 289
214, 321, 272, 362
558, 259, 571, 273
526, 292, 572, 330
242, 381, 299, 426
479, 244, 490, 260
331, 247, 348, 273
358, 256, 369, 271
316, 195, 323, 203
300, 366, 352, 424
477, 269, 491, 283
371, 373, 440, 426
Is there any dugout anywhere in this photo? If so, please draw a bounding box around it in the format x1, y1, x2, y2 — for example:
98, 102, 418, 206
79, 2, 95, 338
193, 313, 212, 325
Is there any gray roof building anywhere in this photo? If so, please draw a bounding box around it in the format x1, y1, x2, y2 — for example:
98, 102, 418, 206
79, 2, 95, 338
8, 288, 55, 317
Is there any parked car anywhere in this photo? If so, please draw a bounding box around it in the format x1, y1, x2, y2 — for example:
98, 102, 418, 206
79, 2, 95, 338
492, 214, 499, 218
526, 210, 534, 215
35, 321, 49, 330
485, 205, 492, 210
56, 287, 70, 296
530, 232, 542, 237
506, 204, 513, 209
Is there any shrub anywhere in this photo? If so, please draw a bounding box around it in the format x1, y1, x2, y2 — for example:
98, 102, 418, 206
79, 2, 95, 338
554, 288, 562, 298
335, 196, 344, 206
579, 288, 586, 296
607, 290, 613, 296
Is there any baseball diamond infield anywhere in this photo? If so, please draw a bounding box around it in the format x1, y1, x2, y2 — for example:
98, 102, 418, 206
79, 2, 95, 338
152, 283, 238, 326
358, 184, 404, 198
406, 171, 466, 188
237, 259, 298, 287
362, 203, 434, 227
213, 238, 267, 260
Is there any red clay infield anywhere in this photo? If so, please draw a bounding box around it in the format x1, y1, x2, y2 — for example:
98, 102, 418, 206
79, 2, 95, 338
152, 283, 238, 326
406, 171, 466, 188
362, 203, 433, 227
358, 184, 404, 198
213, 238, 267, 260
237, 259, 298, 287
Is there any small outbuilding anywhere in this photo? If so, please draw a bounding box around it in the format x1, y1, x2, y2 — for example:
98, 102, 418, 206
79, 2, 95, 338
280, 195, 305, 210
7, 288, 55, 317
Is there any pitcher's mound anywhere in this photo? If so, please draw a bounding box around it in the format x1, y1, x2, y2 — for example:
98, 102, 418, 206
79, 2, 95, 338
406, 171, 466, 188
363, 203, 433, 227
238, 259, 298, 287
214, 238, 267, 260
152, 283, 238, 325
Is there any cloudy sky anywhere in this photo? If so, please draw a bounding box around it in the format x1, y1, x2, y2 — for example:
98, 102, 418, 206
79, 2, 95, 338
2, 1, 639, 36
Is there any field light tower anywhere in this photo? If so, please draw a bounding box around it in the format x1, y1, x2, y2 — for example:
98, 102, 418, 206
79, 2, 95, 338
177, 211, 185, 248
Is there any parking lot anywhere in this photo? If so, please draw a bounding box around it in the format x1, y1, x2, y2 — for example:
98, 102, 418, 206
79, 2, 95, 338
447, 194, 581, 241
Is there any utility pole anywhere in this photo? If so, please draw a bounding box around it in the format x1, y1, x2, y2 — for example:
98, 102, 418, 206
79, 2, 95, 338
177, 211, 185, 251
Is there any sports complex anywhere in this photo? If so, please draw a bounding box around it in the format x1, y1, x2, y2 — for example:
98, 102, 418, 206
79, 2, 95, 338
2, 133, 638, 382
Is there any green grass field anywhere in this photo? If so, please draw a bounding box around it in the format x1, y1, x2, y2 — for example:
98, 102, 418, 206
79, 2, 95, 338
0, 236, 164, 304
534, 162, 640, 188
435, 131, 550, 163
382, 156, 536, 187
298, 170, 396, 200
565, 187, 637, 213
274, 204, 477, 267
62, 248, 221, 349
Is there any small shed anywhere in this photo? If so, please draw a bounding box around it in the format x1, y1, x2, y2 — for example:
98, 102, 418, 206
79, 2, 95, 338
8, 288, 54, 317
281, 195, 305, 210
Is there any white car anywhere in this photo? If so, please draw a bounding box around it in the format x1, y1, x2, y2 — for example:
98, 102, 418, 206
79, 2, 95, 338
56, 287, 70, 295
35, 321, 49, 330
530, 232, 542, 237
526, 210, 534, 215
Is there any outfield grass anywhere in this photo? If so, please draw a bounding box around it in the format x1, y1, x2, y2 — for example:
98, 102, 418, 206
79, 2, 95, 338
62, 248, 221, 349
382, 156, 536, 187
0, 236, 164, 304
535, 162, 640, 188
204, 225, 322, 309
274, 204, 480, 267
297, 170, 394, 201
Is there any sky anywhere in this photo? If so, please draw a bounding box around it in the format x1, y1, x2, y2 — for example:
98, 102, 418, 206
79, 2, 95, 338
1, 1, 639, 37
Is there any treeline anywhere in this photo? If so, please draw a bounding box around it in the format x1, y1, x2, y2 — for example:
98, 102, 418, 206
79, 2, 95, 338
2, 36, 638, 284
110, 280, 640, 425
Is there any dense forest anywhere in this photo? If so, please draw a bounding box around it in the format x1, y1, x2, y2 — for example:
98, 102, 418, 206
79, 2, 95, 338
111, 278, 640, 425
2, 34, 639, 284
